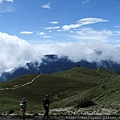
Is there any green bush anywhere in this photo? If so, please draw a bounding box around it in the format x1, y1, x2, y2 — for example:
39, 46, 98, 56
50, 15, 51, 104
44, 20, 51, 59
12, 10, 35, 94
76, 99, 96, 108
8, 109, 14, 114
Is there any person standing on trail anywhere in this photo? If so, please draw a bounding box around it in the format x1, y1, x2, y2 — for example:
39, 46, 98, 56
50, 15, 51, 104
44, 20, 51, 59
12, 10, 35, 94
20, 98, 27, 116
43, 95, 50, 118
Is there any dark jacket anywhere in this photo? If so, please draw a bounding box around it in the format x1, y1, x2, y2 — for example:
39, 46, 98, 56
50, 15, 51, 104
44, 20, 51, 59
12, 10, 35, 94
43, 97, 49, 107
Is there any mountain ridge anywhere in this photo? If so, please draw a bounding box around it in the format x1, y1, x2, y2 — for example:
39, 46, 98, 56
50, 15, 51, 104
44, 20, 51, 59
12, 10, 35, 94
0, 54, 120, 82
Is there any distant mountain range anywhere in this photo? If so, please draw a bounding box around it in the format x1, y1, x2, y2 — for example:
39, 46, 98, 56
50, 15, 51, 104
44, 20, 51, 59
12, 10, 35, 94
0, 54, 120, 82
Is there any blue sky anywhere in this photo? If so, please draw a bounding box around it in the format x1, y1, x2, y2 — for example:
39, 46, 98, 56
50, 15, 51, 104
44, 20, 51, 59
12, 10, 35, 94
0, 0, 120, 73
0, 0, 120, 44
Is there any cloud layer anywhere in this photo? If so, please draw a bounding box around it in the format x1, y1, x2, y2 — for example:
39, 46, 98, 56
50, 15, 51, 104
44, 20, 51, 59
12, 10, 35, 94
1, 32, 120, 74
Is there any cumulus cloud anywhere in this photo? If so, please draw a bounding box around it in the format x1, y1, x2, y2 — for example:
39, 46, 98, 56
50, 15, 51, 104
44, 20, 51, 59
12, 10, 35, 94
62, 18, 108, 31
1, 32, 120, 75
20, 31, 33, 35
42, 2, 51, 9
0, 32, 42, 73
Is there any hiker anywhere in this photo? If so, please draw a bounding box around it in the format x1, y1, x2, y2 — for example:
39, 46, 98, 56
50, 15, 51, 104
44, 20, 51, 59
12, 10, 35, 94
20, 98, 27, 116
43, 95, 50, 118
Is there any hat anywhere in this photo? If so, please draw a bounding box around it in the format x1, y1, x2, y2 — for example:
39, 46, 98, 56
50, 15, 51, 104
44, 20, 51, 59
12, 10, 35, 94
45, 95, 49, 97
22, 98, 26, 100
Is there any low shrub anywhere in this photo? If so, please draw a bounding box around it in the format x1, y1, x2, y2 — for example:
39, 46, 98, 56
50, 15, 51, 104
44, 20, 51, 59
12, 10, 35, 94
8, 109, 14, 114
33, 113, 39, 116
76, 99, 96, 108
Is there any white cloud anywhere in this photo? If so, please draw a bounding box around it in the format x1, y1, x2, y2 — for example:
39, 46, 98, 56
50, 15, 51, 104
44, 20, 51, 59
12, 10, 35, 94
45, 26, 60, 30
0, 0, 3, 4
70, 28, 113, 42
49, 21, 58, 24
57, 29, 62, 32
36, 32, 51, 38
42, 35, 52, 38
0, 0, 14, 13
62, 18, 108, 31
0, 0, 14, 4
62, 24, 80, 31
60, 26, 120, 45
20, 31, 33, 35
49, 30, 52, 33
0, 32, 43, 73
0, 6, 14, 13
78, 18, 108, 25
34, 41, 120, 63
6, 0, 14, 2
42, 2, 51, 9
37, 32, 46, 35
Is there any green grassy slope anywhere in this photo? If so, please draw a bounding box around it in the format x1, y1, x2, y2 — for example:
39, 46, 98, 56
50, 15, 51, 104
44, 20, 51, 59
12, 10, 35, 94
52, 67, 117, 80
90, 75, 120, 103
0, 67, 119, 114
51, 67, 119, 105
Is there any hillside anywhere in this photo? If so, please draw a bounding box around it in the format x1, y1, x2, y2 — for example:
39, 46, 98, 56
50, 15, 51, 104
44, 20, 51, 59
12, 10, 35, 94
0, 67, 119, 115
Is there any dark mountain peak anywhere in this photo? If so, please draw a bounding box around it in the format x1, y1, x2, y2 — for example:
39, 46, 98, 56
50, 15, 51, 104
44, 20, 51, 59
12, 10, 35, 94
0, 54, 120, 82
94, 49, 103, 55
44, 54, 58, 59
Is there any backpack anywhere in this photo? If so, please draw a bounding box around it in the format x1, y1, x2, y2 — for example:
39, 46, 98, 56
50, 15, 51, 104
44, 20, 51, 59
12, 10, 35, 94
20, 102, 24, 108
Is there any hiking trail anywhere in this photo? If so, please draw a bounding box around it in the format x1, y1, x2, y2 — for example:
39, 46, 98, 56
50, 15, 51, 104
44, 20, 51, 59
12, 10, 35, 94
0, 74, 42, 91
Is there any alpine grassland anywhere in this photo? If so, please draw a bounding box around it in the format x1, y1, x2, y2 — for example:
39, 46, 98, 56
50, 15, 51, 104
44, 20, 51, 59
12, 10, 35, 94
0, 67, 119, 115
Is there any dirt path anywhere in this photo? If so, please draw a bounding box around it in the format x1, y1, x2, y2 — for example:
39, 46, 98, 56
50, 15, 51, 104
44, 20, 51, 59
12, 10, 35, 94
0, 74, 42, 91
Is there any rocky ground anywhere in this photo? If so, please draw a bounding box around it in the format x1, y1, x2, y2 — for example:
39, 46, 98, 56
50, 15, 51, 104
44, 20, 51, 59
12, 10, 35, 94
0, 115, 66, 120
0, 114, 120, 120
0, 104, 120, 120
50, 103, 120, 115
